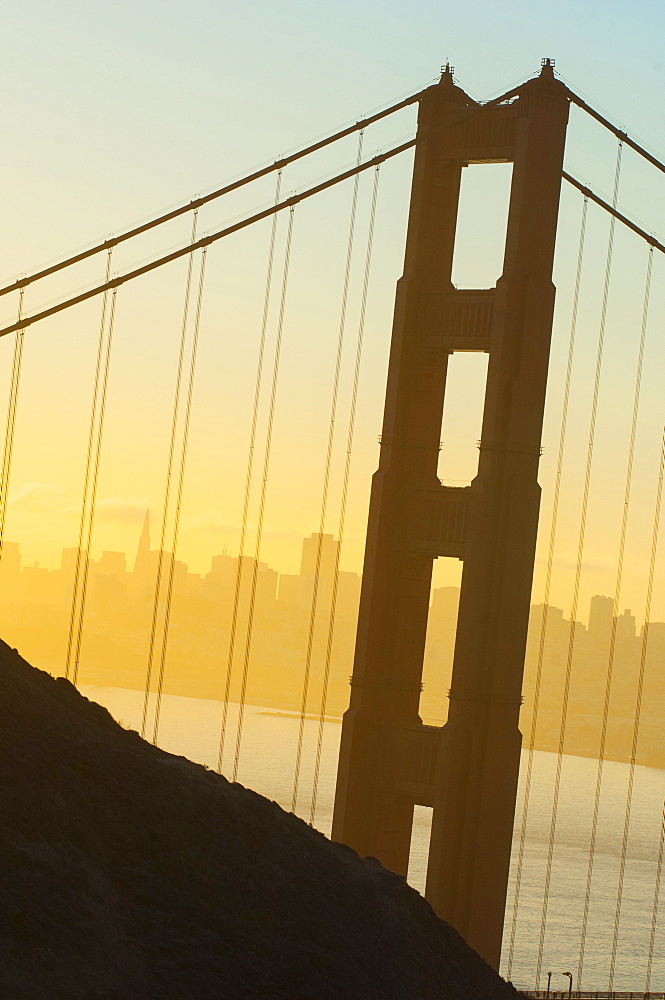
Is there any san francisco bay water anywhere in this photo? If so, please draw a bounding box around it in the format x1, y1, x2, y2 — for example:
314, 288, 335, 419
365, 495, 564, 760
81, 684, 665, 992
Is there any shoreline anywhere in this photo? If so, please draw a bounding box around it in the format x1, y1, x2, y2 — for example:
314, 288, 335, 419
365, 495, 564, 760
77, 678, 665, 772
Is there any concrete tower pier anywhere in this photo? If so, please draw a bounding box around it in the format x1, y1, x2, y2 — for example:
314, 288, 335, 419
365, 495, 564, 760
332, 61, 569, 969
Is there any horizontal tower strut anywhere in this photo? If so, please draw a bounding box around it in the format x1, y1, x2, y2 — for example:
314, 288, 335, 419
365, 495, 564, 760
563, 171, 665, 252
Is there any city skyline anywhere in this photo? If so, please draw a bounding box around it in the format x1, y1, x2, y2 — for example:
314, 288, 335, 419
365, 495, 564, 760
2, 522, 663, 769
1, 516, 656, 633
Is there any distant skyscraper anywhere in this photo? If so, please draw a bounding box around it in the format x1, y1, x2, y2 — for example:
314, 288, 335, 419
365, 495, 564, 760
300, 533, 339, 578
134, 510, 150, 575
277, 574, 299, 609
430, 587, 460, 632
615, 608, 636, 642
61, 546, 85, 579
129, 510, 151, 598
299, 533, 340, 611
588, 594, 614, 642
98, 551, 127, 578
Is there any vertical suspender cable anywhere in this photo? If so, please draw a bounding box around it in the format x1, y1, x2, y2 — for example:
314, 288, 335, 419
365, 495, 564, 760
606, 247, 653, 989
231, 205, 295, 782
65, 250, 114, 681
578, 217, 648, 989
0, 289, 26, 562
631, 423, 664, 992
309, 163, 380, 828
645, 797, 665, 993
71, 287, 118, 686
217, 170, 283, 774
152, 248, 208, 744
505, 194, 589, 979
140, 212, 199, 738
291, 132, 364, 816
643, 435, 665, 993
534, 141, 623, 988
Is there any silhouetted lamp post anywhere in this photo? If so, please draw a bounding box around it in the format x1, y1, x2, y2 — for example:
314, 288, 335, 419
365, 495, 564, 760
562, 971, 573, 998
546, 971, 553, 998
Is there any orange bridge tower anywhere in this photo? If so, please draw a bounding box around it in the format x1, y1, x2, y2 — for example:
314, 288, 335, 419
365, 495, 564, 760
332, 61, 570, 969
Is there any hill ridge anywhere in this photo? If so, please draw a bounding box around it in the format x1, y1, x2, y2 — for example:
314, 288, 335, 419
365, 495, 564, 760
0, 638, 522, 1000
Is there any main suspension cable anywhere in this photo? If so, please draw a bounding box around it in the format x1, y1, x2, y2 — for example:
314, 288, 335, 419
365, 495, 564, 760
291, 131, 365, 816
1, 77, 526, 305
505, 193, 589, 979
606, 247, 654, 990
534, 140, 623, 988
568, 89, 665, 177
1, 80, 532, 343
231, 205, 295, 783
217, 170, 283, 774
0, 142, 413, 341
0, 89, 426, 299
140, 212, 199, 739
152, 248, 208, 745
308, 164, 381, 828
71, 288, 118, 687
0, 290, 26, 563
562, 172, 665, 253
65, 251, 114, 681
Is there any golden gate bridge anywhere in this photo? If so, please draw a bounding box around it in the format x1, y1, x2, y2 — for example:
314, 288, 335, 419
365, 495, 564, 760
1, 58, 664, 991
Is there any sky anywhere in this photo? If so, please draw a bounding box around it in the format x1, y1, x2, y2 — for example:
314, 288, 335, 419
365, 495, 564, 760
2, 0, 665, 621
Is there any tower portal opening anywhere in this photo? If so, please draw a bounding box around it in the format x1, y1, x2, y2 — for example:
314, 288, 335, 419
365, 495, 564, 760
451, 163, 513, 289
421, 561, 462, 727
407, 805, 434, 895
437, 351, 489, 486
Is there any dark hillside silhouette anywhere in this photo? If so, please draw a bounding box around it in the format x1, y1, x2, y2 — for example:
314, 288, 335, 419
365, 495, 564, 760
0, 638, 523, 1000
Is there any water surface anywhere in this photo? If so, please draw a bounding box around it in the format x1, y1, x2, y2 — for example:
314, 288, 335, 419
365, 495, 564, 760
82, 685, 665, 992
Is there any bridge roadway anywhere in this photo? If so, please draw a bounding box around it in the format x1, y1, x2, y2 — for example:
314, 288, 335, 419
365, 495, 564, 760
523, 992, 665, 999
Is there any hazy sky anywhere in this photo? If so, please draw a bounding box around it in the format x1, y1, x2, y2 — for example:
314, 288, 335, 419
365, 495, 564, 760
2, 0, 664, 259
2, 0, 665, 620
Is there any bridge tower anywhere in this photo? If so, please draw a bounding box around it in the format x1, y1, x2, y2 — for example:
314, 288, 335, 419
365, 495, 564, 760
332, 61, 569, 968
